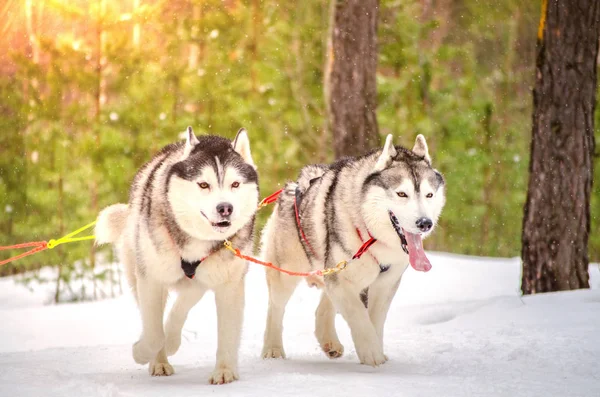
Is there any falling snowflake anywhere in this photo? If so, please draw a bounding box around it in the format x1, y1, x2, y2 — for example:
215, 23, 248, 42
109, 112, 119, 121
209, 30, 219, 39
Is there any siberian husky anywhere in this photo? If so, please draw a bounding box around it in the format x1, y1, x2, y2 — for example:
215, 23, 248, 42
95, 127, 258, 384
261, 134, 445, 366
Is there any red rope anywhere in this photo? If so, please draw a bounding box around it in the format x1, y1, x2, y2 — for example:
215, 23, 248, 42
0, 241, 48, 267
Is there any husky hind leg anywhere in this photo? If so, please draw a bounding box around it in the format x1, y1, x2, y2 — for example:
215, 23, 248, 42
315, 292, 344, 358
262, 267, 299, 359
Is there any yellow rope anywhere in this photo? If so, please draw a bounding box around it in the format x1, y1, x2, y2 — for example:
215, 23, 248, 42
47, 221, 97, 249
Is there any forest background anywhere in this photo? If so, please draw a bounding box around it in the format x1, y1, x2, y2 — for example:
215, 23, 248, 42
0, 0, 597, 299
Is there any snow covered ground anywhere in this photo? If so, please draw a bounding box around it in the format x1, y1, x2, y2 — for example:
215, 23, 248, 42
1, 253, 599, 397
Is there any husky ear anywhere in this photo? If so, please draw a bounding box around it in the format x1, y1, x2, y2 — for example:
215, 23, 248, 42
413, 134, 431, 163
232, 128, 256, 169
183, 126, 199, 157
374, 134, 397, 172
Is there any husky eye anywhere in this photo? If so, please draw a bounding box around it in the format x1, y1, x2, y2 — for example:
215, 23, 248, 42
426, 193, 433, 198
198, 182, 210, 189
232, 181, 240, 189
397, 192, 408, 198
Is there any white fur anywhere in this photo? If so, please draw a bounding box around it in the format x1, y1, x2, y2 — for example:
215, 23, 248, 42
95, 129, 257, 383
95, 204, 128, 245
374, 134, 397, 172
413, 134, 431, 163
261, 135, 445, 367
233, 128, 256, 169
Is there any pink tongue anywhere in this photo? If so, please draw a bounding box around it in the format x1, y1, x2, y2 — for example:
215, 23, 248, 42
405, 231, 432, 272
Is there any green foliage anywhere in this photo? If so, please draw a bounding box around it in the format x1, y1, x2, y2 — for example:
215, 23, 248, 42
1, 0, 599, 300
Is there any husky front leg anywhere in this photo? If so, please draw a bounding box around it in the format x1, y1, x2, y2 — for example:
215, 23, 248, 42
326, 280, 386, 366
209, 278, 245, 385
164, 285, 207, 356
132, 276, 168, 368
367, 274, 403, 346
366, 273, 402, 356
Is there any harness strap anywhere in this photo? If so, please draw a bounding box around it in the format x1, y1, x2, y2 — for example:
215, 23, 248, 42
294, 194, 319, 259
354, 228, 378, 261
258, 188, 283, 209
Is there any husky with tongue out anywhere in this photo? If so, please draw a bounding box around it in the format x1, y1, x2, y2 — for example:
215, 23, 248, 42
261, 134, 445, 366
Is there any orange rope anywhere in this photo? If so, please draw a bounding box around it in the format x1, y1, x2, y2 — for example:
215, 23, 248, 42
223, 240, 348, 277
0, 241, 48, 267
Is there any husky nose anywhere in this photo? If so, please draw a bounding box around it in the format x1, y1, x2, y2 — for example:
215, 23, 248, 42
216, 202, 233, 217
416, 217, 433, 232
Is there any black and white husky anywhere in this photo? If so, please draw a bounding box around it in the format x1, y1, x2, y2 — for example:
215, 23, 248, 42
95, 127, 258, 384
261, 134, 445, 366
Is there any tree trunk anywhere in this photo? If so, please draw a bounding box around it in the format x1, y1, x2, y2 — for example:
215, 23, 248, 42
325, 0, 379, 159
521, 0, 600, 295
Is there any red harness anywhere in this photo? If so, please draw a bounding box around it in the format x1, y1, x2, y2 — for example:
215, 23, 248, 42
293, 194, 377, 262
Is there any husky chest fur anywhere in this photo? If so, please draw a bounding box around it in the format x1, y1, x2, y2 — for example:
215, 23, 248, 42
261, 134, 445, 367
96, 127, 258, 384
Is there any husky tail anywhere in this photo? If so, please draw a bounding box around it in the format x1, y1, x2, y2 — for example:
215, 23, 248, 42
95, 203, 138, 300
95, 204, 129, 245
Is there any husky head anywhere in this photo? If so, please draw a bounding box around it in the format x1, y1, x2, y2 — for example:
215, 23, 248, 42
362, 134, 445, 270
166, 127, 259, 240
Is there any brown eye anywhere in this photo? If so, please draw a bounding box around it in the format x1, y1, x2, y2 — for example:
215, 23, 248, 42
198, 182, 210, 189
426, 193, 433, 198
397, 192, 408, 198
232, 181, 240, 188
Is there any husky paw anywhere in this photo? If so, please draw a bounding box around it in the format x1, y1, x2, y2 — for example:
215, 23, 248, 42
132, 341, 154, 365
164, 332, 181, 356
208, 367, 239, 385
321, 341, 344, 359
262, 347, 286, 359
149, 361, 174, 376
357, 346, 387, 367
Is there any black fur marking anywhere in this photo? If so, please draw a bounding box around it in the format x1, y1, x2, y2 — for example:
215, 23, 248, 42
141, 153, 169, 220
167, 136, 258, 185
360, 288, 369, 308
181, 258, 202, 279
361, 172, 388, 194
409, 166, 421, 193
430, 170, 446, 191
324, 165, 345, 267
